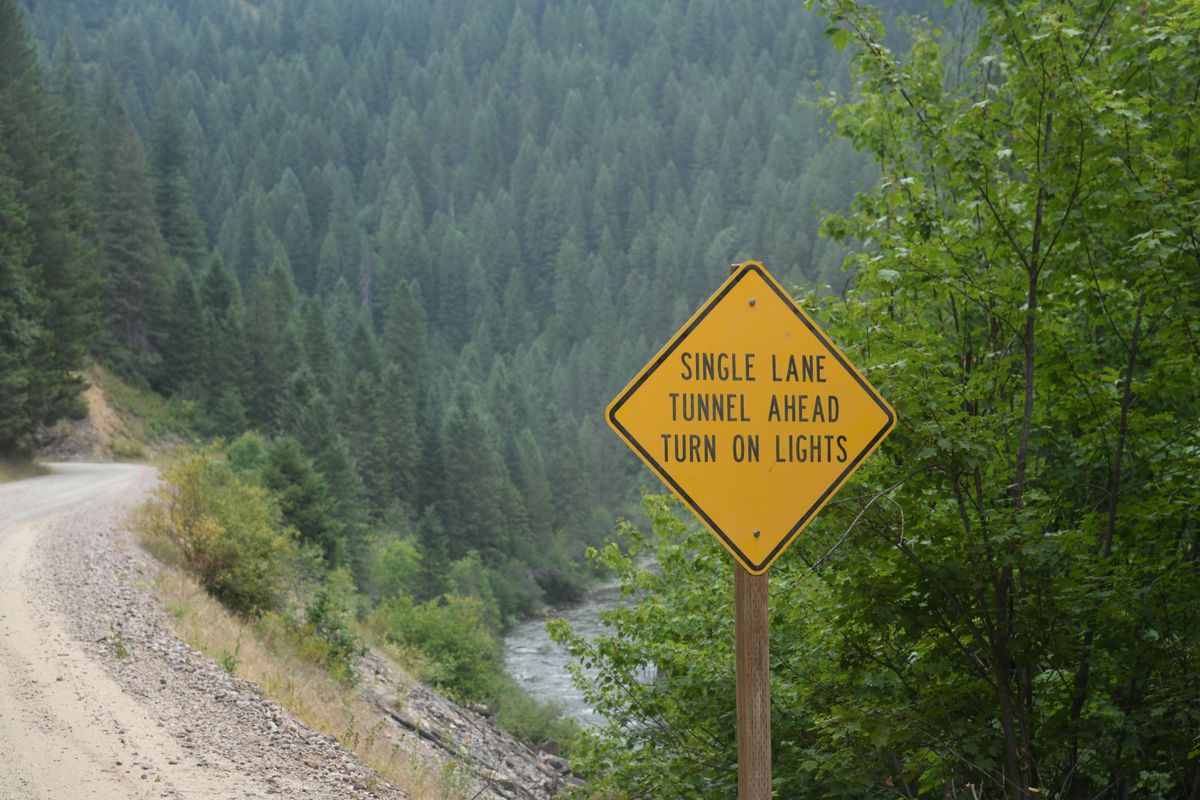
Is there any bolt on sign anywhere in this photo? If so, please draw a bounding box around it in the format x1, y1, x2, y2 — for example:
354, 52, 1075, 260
607, 261, 895, 574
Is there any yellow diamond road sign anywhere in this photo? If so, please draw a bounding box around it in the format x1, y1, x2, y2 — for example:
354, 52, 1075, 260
606, 261, 895, 574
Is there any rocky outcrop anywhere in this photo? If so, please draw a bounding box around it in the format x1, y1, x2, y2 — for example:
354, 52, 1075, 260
359, 652, 583, 799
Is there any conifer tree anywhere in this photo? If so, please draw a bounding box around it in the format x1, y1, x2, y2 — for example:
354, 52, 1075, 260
379, 363, 420, 509
0, 147, 41, 454
158, 265, 203, 396
244, 257, 300, 427
279, 366, 369, 575
98, 126, 169, 374
148, 83, 205, 266
437, 394, 516, 560
197, 253, 249, 434
0, 0, 98, 429
264, 435, 345, 568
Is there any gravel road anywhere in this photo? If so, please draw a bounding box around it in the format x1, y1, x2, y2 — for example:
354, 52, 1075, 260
0, 463, 398, 800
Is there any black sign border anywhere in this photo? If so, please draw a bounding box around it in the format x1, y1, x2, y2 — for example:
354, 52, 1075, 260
607, 263, 896, 573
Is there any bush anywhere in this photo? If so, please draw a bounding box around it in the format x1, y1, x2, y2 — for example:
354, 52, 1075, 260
224, 430, 268, 477
445, 551, 544, 629
369, 537, 420, 602
369, 594, 502, 701
492, 679, 580, 752
155, 449, 295, 616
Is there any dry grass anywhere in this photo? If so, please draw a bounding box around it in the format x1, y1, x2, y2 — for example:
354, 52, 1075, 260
85, 364, 194, 460
0, 459, 49, 484
142, 525, 474, 800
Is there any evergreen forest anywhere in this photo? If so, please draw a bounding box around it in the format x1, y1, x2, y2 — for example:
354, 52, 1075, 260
6, 0, 883, 619
3, 0, 1199, 796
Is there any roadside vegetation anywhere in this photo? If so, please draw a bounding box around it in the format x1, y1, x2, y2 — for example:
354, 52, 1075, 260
141, 443, 578, 772
0, 459, 47, 484
145, 550, 473, 799
86, 364, 196, 456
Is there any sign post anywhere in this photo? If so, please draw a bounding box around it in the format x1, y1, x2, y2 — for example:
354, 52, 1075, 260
735, 565, 770, 800
606, 260, 894, 798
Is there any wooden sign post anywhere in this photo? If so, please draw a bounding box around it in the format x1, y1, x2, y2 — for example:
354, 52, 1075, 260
606, 260, 895, 798
736, 565, 771, 799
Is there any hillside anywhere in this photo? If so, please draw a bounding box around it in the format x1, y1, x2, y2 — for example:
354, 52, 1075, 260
9, 0, 888, 625
5, 0, 1198, 796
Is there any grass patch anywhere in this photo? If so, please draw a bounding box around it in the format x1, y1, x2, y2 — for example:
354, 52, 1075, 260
141, 524, 470, 800
0, 459, 48, 484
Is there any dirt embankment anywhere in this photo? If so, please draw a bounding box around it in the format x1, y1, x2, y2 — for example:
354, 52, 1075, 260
34, 366, 178, 462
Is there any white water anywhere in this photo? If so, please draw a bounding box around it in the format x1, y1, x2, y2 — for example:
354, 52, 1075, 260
502, 581, 628, 726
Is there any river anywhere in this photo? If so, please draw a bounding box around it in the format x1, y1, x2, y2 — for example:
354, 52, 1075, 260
502, 580, 629, 727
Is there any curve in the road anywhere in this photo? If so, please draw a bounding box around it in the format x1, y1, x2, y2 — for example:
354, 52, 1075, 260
0, 463, 276, 800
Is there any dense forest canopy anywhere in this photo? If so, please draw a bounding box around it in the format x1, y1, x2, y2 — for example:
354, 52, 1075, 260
6, 0, 893, 619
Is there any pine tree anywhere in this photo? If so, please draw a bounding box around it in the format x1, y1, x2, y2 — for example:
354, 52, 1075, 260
379, 363, 420, 509
157, 265, 203, 396
197, 253, 249, 435
148, 83, 205, 266
264, 435, 345, 567
344, 369, 389, 516
0, 0, 99, 428
98, 125, 170, 374
381, 280, 430, 387
0, 145, 41, 454
243, 256, 300, 427
298, 298, 338, 398
279, 367, 368, 573
437, 394, 516, 560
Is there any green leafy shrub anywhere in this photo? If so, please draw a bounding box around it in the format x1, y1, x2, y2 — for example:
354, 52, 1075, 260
369, 594, 502, 701
491, 679, 580, 753
155, 449, 295, 616
369, 537, 420, 602
224, 430, 268, 477
445, 551, 544, 630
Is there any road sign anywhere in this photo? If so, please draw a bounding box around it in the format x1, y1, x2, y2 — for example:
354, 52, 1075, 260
606, 261, 895, 574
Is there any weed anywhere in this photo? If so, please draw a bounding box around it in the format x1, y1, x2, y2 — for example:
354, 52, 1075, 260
109, 622, 129, 659
220, 631, 242, 673
142, 550, 464, 800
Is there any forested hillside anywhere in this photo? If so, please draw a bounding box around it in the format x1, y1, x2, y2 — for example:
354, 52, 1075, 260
6, 0, 1200, 796
6, 0, 892, 620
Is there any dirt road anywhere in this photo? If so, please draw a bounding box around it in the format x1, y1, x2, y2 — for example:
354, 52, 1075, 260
0, 462, 571, 800
0, 464, 333, 799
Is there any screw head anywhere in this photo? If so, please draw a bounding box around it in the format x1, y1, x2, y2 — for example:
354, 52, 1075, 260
753, 529, 761, 538
749, 298, 757, 307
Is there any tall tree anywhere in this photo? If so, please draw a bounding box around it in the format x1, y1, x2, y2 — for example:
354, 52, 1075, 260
158, 264, 203, 396
243, 256, 300, 427
148, 82, 205, 266
0, 0, 98, 434
98, 125, 169, 373
197, 253, 249, 434
0, 145, 41, 453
